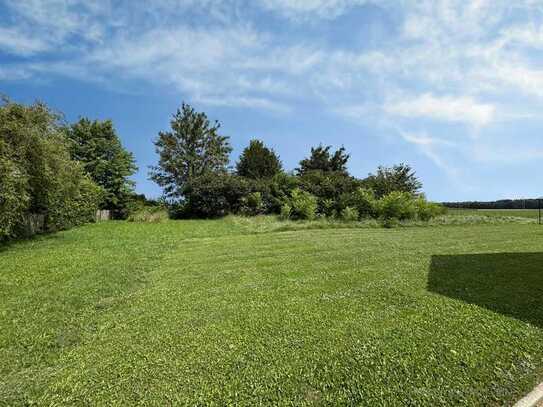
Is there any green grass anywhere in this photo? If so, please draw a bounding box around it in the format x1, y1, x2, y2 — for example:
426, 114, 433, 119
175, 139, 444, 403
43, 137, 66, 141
1, 217, 543, 405
447, 208, 540, 220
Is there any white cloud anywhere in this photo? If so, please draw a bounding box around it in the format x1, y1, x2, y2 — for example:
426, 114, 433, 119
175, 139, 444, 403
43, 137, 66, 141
384, 94, 496, 126
399, 131, 456, 174
257, 0, 372, 20
0, 27, 50, 55
2, 0, 543, 174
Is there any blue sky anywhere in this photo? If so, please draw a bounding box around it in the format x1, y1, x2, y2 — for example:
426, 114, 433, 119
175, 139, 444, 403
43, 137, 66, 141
1, 0, 543, 201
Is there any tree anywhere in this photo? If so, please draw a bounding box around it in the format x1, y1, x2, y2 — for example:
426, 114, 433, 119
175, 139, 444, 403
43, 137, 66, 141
0, 98, 102, 240
150, 103, 232, 199
364, 163, 422, 198
297, 145, 350, 175
236, 139, 282, 179
66, 118, 137, 214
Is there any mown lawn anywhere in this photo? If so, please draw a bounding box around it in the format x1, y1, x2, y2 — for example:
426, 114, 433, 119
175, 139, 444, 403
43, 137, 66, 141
1, 218, 543, 406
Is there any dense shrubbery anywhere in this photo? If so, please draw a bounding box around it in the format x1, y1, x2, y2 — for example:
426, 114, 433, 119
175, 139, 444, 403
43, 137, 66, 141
0, 98, 443, 234
0, 99, 103, 241
147, 103, 443, 224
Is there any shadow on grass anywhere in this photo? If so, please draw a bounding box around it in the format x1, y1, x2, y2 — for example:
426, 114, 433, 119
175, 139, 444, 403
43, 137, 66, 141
0, 232, 62, 253
428, 253, 543, 328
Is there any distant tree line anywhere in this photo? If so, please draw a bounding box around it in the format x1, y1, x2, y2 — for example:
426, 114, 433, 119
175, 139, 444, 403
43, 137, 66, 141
443, 199, 541, 210
150, 103, 442, 223
0, 97, 136, 241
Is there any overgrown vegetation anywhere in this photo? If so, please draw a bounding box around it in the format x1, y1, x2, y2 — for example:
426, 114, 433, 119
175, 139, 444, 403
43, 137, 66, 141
1, 98, 443, 242
0, 98, 103, 241
149, 103, 442, 223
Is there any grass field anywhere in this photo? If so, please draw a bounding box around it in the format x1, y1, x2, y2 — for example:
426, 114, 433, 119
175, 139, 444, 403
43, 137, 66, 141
2, 217, 543, 405
447, 208, 541, 220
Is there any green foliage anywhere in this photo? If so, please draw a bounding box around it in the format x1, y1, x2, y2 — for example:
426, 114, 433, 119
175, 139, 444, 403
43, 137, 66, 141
0, 98, 102, 240
46, 174, 104, 231
240, 191, 265, 215
266, 172, 300, 213
150, 103, 232, 199
365, 163, 422, 198
236, 139, 282, 179
340, 206, 359, 222
377, 191, 417, 221
184, 173, 251, 218
297, 145, 350, 176
279, 203, 292, 220
287, 188, 318, 220
0, 153, 29, 239
66, 118, 137, 216
299, 170, 361, 202
340, 187, 377, 219
415, 195, 446, 221
320, 198, 337, 218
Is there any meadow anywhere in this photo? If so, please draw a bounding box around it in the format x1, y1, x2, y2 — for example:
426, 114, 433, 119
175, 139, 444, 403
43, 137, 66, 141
1, 217, 543, 406
447, 208, 541, 220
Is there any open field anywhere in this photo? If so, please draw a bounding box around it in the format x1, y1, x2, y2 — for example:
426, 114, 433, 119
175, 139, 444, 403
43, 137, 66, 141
2, 218, 543, 405
447, 208, 540, 220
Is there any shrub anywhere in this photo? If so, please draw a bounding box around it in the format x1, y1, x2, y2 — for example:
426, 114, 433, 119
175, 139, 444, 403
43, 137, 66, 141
341, 206, 359, 222
240, 191, 264, 215
0, 155, 29, 240
184, 173, 251, 218
377, 191, 416, 221
341, 187, 376, 219
415, 195, 446, 221
279, 203, 291, 220
319, 198, 337, 218
299, 170, 361, 204
0, 99, 102, 240
288, 188, 318, 220
267, 173, 300, 214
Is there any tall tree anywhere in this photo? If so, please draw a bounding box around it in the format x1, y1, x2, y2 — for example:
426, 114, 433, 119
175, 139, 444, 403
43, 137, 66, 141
66, 118, 137, 212
150, 103, 232, 199
1, 98, 102, 240
297, 145, 350, 176
364, 163, 422, 198
236, 139, 282, 179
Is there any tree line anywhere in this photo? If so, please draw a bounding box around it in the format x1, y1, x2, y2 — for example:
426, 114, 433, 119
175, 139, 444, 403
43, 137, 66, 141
0, 97, 136, 241
443, 199, 542, 210
150, 103, 442, 223
0, 98, 443, 241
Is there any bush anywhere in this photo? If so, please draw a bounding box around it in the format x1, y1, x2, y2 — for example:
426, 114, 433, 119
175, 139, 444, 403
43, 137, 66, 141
240, 191, 264, 215
299, 170, 361, 204
341, 206, 359, 222
319, 198, 337, 218
415, 195, 446, 221
288, 188, 318, 220
184, 173, 251, 218
377, 191, 416, 221
266, 173, 300, 214
279, 203, 291, 220
0, 155, 29, 240
0, 99, 102, 240
340, 187, 376, 219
